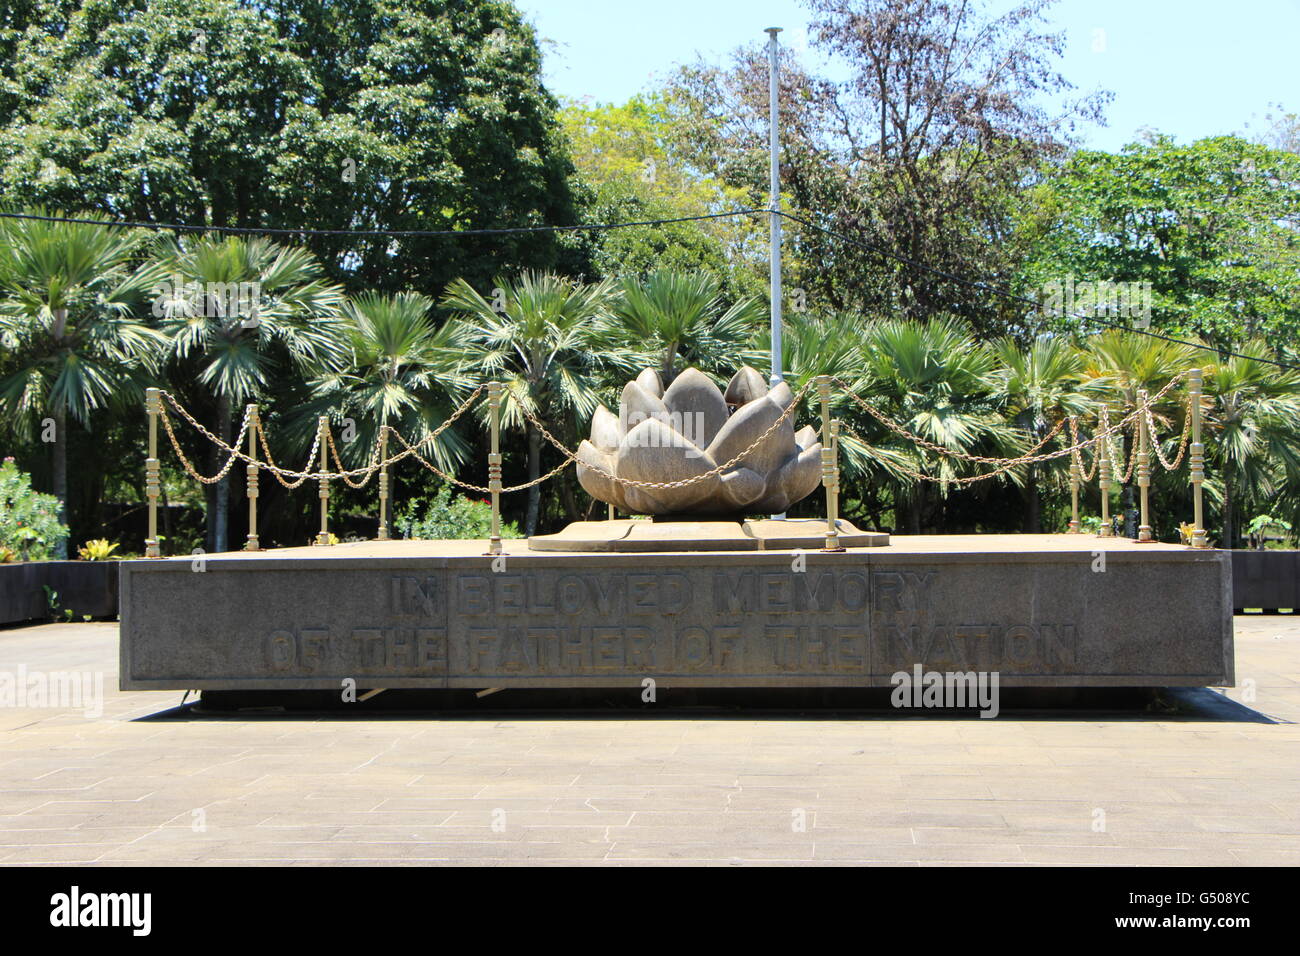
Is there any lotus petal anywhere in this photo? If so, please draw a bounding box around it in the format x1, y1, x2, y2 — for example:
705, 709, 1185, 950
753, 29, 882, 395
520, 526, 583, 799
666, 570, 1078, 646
755, 444, 823, 513
769, 380, 794, 410
719, 467, 766, 510
576, 440, 628, 511
795, 424, 819, 451
662, 367, 728, 449
635, 368, 664, 398
590, 405, 623, 454
724, 366, 768, 406
706, 395, 793, 478
615, 417, 719, 513
620, 380, 668, 434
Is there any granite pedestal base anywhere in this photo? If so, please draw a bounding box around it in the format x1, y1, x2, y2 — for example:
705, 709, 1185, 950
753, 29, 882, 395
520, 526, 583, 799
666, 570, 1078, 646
118, 535, 1233, 691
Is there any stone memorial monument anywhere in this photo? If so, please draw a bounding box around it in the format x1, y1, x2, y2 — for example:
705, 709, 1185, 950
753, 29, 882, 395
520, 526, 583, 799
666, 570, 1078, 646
118, 367, 1234, 694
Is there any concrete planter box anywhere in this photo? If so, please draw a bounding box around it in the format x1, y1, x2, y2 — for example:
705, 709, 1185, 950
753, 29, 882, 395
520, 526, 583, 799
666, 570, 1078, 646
0, 561, 120, 626
1232, 550, 1299, 612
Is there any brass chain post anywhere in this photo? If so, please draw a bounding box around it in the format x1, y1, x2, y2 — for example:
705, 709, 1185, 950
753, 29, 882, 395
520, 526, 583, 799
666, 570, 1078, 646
1068, 424, 1081, 533
1189, 368, 1208, 548
145, 387, 161, 558
377, 426, 390, 541
245, 403, 260, 551
1136, 389, 1153, 542
1097, 403, 1113, 537
817, 375, 843, 552
487, 383, 503, 555
315, 416, 330, 546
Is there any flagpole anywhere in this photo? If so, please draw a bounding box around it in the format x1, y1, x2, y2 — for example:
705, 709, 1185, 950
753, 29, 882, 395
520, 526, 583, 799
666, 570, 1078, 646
766, 26, 783, 387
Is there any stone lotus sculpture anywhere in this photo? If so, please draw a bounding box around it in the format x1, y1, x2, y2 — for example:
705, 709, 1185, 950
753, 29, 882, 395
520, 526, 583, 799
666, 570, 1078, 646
575, 366, 824, 516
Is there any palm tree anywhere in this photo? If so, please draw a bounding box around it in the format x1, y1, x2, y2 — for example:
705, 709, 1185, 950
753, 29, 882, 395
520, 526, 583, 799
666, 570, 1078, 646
0, 210, 167, 556
857, 316, 1016, 533
302, 292, 481, 471
154, 235, 347, 551
1081, 330, 1200, 536
992, 336, 1100, 532
442, 271, 627, 535
608, 268, 765, 382
1202, 341, 1300, 548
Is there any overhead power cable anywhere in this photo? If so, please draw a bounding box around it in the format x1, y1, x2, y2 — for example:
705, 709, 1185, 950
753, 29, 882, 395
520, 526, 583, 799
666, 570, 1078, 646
0, 207, 765, 238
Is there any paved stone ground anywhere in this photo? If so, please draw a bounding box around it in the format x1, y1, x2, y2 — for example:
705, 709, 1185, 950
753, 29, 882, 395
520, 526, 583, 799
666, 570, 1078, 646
0, 617, 1296, 866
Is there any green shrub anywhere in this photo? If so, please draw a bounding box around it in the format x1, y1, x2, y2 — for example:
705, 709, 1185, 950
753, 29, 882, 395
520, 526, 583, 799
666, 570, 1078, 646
0, 458, 68, 561
396, 485, 521, 541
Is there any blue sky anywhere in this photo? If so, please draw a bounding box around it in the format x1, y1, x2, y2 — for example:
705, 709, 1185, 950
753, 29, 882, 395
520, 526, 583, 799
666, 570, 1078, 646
518, 0, 1298, 152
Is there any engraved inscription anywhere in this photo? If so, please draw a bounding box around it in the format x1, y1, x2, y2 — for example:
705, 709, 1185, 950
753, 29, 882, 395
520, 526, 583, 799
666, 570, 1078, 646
264, 626, 447, 674
390, 575, 442, 617
449, 569, 869, 677
870, 568, 1078, 673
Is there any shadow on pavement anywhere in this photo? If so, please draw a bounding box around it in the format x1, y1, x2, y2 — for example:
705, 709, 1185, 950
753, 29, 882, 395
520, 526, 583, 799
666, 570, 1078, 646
133, 686, 1282, 724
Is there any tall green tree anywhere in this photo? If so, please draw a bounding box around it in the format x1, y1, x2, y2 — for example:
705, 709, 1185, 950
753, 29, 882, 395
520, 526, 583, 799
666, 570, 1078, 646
154, 234, 347, 551
1202, 343, 1300, 548
0, 210, 166, 556
608, 268, 764, 383
559, 94, 762, 295
669, 0, 1105, 328
0, 0, 582, 294
855, 316, 1017, 532
992, 336, 1098, 532
442, 271, 626, 535
302, 291, 480, 472
1021, 136, 1300, 350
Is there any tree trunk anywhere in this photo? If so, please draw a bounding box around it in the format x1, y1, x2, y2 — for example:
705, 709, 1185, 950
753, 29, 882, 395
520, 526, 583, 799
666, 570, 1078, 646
213, 395, 231, 553
660, 344, 677, 386
525, 423, 542, 536
1121, 432, 1137, 538
560, 473, 580, 521
51, 404, 68, 559
1123, 484, 1138, 539
1025, 462, 1041, 533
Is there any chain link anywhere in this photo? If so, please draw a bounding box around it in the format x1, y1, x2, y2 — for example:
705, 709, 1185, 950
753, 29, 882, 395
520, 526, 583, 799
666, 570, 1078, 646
256, 420, 320, 489
326, 425, 384, 489
157, 403, 254, 485
834, 375, 1082, 465
157, 385, 486, 480
1068, 417, 1100, 482
152, 372, 1194, 500
1144, 392, 1194, 471
386, 425, 574, 494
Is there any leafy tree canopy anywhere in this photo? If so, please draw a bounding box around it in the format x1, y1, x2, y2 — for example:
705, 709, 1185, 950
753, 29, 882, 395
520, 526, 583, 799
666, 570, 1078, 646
0, 0, 582, 295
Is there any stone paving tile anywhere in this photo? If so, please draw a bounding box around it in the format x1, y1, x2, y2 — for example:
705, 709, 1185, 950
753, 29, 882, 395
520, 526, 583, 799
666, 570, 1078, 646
0, 619, 1297, 864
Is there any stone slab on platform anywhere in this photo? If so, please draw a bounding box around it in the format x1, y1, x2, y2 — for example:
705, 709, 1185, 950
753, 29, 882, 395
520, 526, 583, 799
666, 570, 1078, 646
527, 517, 889, 552
119, 535, 1233, 691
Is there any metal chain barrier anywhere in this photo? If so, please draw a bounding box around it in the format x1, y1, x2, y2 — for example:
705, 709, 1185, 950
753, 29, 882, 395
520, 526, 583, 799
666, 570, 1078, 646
145, 369, 1205, 553
326, 425, 385, 490
840, 421, 1092, 485
157, 402, 254, 485
835, 375, 1089, 465
1106, 410, 1141, 484
385, 424, 574, 494
1068, 416, 1101, 482
158, 384, 487, 480
256, 419, 320, 489
1144, 392, 1194, 471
